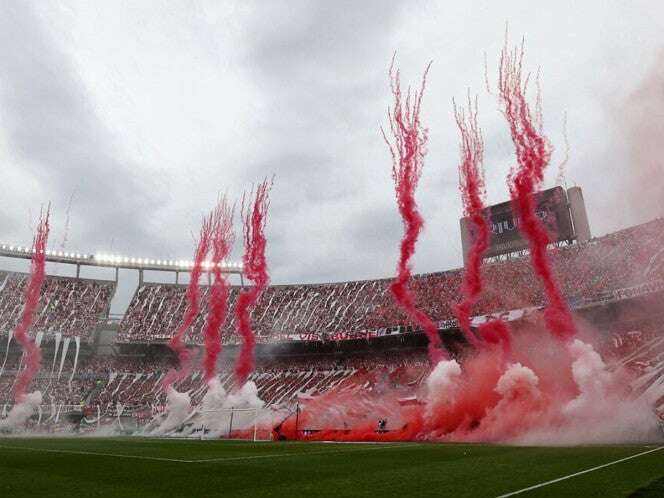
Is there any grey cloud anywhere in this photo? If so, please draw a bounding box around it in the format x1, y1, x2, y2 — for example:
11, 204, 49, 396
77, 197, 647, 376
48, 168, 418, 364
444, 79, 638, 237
0, 1, 165, 254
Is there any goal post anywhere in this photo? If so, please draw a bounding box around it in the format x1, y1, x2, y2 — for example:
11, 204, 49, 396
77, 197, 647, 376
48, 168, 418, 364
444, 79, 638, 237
198, 406, 272, 441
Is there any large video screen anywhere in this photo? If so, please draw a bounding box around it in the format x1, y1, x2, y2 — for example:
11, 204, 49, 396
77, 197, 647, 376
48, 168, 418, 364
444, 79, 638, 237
461, 186, 575, 259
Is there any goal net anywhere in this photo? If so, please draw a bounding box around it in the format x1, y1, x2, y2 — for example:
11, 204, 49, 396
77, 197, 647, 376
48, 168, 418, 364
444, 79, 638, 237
198, 406, 273, 441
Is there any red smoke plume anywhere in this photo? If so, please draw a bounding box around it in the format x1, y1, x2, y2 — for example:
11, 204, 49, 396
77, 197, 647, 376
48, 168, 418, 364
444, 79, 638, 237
279, 348, 522, 442
202, 198, 235, 383
13, 206, 50, 402
497, 41, 577, 343
278, 328, 654, 444
477, 319, 512, 359
163, 214, 214, 388
452, 95, 513, 356
382, 57, 447, 364
234, 179, 272, 386
451, 95, 487, 349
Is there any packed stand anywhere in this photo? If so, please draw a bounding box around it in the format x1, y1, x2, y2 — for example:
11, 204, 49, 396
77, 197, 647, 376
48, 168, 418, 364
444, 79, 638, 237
0, 272, 115, 341
84, 350, 429, 416
118, 218, 664, 344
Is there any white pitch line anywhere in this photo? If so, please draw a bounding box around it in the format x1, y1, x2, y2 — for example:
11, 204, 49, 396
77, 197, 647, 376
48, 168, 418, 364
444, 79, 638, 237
192, 443, 422, 463
0, 442, 420, 464
0, 444, 194, 463
496, 446, 664, 497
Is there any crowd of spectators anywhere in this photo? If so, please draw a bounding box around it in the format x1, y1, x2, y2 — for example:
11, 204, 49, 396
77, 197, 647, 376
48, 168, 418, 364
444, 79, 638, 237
3, 217, 664, 419
0, 349, 431, 416
1, 324, 662, 416
118, 218, 664, 344
0, 370, 96, 407
84, 350, 431, 414
0, 272, 115, 341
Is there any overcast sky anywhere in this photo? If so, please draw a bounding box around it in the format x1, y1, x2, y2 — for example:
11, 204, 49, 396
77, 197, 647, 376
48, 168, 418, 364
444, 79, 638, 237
1, 1, 663, 297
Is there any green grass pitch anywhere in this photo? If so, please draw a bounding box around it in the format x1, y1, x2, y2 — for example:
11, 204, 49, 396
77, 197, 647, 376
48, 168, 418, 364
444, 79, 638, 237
0, 438, 663, 497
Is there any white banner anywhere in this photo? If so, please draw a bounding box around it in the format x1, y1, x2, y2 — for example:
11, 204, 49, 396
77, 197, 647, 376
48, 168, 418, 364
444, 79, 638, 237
112, 374, 129, 395
57, 337, 71, 380
51, 332, 62, 374
0, 330, 13, 377
68, 336, 81, 389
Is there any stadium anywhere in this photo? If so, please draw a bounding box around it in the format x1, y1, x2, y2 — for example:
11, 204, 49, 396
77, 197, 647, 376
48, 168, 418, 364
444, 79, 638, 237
2, 2, 664, 498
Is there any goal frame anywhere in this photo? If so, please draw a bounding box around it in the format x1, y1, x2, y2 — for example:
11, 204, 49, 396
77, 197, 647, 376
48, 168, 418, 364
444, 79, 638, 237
198, 406, 271, 442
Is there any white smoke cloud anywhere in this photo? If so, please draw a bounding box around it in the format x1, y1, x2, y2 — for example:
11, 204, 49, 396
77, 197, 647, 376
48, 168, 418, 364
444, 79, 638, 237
514, 340, 662, 445
223, 381, 264, 410
564, 339, 613, 417
495, 362, 541, 402
196, 380, 267, 437
468, 363, 543, 442
199, 377, 228, 433
0, 390, 42, 431
425, 359, 462, 418
151, 387, 191, 436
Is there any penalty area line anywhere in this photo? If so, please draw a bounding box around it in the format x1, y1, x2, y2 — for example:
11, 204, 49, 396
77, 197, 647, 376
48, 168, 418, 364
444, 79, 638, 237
0, 444, 194, 463
191, 443, 423, 463
496, 446, 664, 497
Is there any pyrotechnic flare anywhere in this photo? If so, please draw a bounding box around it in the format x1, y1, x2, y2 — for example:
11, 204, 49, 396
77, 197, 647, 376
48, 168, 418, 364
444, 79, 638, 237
163, 214, 214, 388
497, 40, 577, 343
382, 57, 446, 363
12, 206, 50, 402
233, 178, 272, 386
202, 197, 235, 383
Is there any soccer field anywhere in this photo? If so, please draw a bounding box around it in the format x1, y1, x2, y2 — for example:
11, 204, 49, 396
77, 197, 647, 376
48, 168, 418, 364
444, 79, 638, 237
0, 438, 662, 497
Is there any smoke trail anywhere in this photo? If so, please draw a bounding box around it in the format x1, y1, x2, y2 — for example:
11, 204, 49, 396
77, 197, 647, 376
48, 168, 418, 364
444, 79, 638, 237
59, 190, 76, 254
451, 95, 488, 349
382, 56, 446, 364
233, 179, 272, 386
555, 112, 569, 187
52, 190, 76, 277
12, 206, 49, 402
202, 197, 235, 383
163, 214, 214, 388
497, 40, 577, 343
